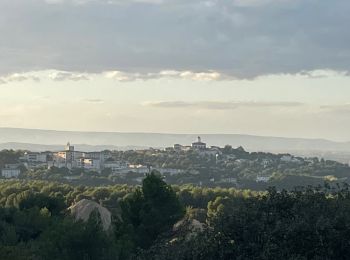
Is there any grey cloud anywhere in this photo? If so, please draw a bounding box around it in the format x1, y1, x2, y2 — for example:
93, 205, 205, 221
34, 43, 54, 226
0, 0, 349, 78
144, 101, 304, 110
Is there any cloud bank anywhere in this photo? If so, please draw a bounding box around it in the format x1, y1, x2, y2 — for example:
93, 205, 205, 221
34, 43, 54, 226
0, 0, 349, 78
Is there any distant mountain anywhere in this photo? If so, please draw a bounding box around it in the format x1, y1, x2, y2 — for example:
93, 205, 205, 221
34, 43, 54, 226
0, 142, 147, 152
0, 127, 350, 154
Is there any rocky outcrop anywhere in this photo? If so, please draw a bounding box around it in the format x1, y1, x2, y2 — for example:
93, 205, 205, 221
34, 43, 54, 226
69, 199, 112, 231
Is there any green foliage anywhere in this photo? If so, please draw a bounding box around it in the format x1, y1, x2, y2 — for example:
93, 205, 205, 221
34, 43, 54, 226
117, 172, 185, 251
2, 178, 350, 259
143, 185, 350, 260
18, 192, 66, 216
36, 216, 116, 260
0, 150, 23, 168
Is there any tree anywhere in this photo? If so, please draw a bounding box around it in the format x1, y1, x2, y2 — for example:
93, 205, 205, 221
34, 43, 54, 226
18, 192, 66, 216
117, 172, 184, 252
35, 215, 116, 260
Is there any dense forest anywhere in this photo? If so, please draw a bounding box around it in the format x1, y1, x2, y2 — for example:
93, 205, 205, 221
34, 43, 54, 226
1, 173, 350, 259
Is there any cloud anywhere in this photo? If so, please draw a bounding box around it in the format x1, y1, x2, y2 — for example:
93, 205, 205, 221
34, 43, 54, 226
0, 73, 40, 84
0, 69, 223, 84
104, 70, 223, 81
49, 71, 90, 81
297, 70, 349, 79
0, 0, 349, 78
144, 101, 304, 110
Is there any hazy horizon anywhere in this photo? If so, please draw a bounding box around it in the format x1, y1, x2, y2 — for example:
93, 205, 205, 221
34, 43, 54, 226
0, 126, 349, 143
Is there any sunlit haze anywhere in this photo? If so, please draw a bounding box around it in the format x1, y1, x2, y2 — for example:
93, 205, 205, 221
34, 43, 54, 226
1, 0, 350, 141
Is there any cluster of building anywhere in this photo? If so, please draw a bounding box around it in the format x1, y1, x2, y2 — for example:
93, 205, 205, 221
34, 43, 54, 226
172, 136, 207, 151
0, 143, 129, 178
1, 137, 305, 183
47, 143, 113, 171
169, 136, 222, 157
1, 137, 215, 179
1, 141, 197, 179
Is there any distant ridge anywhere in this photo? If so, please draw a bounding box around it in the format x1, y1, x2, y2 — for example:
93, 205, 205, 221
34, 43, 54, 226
0, 127, 349, 153
0, 142, 147, 152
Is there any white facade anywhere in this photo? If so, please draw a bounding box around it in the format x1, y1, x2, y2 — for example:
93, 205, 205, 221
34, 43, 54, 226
172, 144, 192, 152
104, 161, 129, 172
2, 169, 20, 178
128, 164, 150, 174
48, 160, 68, 169
49, 143, 112, 171
191, 136, 206, 150
280, 155, 301, 164
1, 164, 21, 178
262, 159, 272, 168
155, 168, 185, 176
256, 176, 271, 183
23, 152, 48, 163
220, 177, 237, 184
76, 158, 101, 171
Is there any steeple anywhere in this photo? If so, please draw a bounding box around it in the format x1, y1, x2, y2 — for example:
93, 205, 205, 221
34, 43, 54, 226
65, 142, 74, 151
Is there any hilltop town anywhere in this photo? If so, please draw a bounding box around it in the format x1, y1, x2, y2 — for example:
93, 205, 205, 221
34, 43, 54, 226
1, 136, 349, 189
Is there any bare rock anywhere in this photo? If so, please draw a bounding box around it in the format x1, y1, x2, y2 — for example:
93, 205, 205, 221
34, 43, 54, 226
69, 199, 112, 231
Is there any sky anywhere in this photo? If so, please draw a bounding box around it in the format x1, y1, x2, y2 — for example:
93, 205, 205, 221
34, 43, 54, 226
1, 0, 350, 141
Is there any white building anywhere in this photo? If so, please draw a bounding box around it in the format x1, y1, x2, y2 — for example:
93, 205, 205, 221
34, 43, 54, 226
76, 158, 101, 171
23, 152, 48, 163
220, 177, 237, 184
128, 164, 150, 174
262, 159, 272, 168
49, 143, 112, 171
172, 144, 192, 152
256, 176, 271, 183
192, 136, 206, 150
1, 164, 21, 178
155, 168, 185, 176
48, 159, 69, 169
53, 142, 77, 168
104, 161, 129, 173
280, 155, 301, 164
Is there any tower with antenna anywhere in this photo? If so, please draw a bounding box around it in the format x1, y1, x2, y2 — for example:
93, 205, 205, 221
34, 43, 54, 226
65, 142, 74, 152
191, 136, 206, 150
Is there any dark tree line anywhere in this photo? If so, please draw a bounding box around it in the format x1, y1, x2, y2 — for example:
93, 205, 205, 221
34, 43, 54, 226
2, 176, 350, 259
